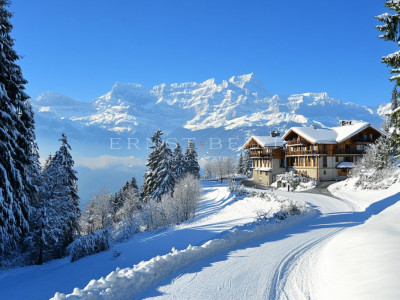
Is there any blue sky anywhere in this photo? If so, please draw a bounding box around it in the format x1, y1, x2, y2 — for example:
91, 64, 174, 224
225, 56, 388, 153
10, 0, 397, 106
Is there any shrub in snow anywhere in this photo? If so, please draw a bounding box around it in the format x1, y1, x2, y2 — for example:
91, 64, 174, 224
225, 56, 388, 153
82, 189, 112, 235
141, 174, 202, 229
68, 229, 110, 262
349, 136, 399, 190
112, 217, 142, 243
255, 209, 271, 222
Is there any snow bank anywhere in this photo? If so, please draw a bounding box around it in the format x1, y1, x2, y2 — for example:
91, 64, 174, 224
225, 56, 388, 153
52, 207, 315, 300
328, 174, 400, 211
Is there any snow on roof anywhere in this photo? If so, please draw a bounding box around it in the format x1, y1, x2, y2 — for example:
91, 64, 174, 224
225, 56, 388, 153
243, 135, 286, 148
254, 167, 272, 172
282, 122, 385, 144
336, 162, 355, 169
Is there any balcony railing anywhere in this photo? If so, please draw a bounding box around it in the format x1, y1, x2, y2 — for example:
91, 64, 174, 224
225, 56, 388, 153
285, 150, 326, 155
250, 151, 273, 158
287, 139, 307, 145
353, 138, 374, 143
335, 149, 365, 155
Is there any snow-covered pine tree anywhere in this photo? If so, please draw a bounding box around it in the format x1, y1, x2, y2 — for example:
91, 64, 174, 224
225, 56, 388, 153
172, 143, 185, 182
184, 140, 200, 178
152, 141, 175, 201
48, 133, 80, 255
237, 153, 244, 174
242, 149, 251, 176
128, 177, 139, 191
0, 0, 38, 256
109, 189, 124, 224
377, 1, 400, 151
27, 157, 63, 264
117, 181, 141, 222
142, 129, 164, 201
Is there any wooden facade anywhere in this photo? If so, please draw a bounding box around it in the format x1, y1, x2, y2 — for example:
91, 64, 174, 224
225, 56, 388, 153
243, 136, 286, 186
244, 123, 384, 185
283, 125, 382, 181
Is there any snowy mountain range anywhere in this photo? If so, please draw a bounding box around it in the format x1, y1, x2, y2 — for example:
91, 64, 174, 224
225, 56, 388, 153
33, 73, 387, 141
32, 73, 389, 201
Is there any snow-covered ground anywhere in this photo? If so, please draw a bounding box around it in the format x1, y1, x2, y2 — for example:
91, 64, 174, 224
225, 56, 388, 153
136, 190, 356, 300
2, 179, 399, 300
0, 181, 309, 300
318, 181, 400, 299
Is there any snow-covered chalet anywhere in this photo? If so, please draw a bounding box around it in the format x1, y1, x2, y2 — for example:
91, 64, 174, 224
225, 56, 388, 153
243, 121, 384, 184
242, 131, 286, 186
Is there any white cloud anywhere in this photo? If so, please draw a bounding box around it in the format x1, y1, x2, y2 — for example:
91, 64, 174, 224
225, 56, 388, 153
75, 155, 146, 170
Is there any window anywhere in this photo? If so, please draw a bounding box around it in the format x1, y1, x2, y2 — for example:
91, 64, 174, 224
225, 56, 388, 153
336, 156, 338, 162
345, 144, 350, 154
323, 157, 327, 167
323, 170, 326, 175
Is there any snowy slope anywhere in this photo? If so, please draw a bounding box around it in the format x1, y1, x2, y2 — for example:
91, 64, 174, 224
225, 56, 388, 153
319, 181, 400, 300
1, 181, 399, 299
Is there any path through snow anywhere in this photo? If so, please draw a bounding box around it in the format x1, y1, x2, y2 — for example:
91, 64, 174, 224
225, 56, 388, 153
140, 189, 398, 299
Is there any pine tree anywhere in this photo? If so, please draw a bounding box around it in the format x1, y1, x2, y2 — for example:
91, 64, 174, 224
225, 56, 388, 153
242, 149, 251, 176
44, 133, 80, 255
237, 153, 244, 174
109, 189, 124, 224
172, 143, 185, 182
389, 86, 400, 148
377, 1, 400, 151
110, 177, 140, 224
27, 156, 63, 264
128, 177, 139, 191
142, 129, 164, 201
0, 0, 37, 256
152, 141, 175, 201
184, 140, 200, 178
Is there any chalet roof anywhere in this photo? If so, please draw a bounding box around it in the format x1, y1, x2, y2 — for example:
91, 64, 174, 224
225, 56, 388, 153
282, 122, 385, 144
243, 135, 286, 148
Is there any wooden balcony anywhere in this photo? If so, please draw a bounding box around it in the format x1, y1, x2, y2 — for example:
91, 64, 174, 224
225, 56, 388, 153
250, 151, 273, 158
335, 149, 364, 155
353, 138, 374, 143
287, 138, 307, 145
285, 150, 326, 156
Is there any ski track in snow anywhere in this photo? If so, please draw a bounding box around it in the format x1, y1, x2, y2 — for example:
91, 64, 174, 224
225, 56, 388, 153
139, 192, 365, 300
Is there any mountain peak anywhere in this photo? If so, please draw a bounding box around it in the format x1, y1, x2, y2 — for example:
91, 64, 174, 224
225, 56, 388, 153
36, 92, 85, 106
229, 73, 254, 86
98, 82, 154, 104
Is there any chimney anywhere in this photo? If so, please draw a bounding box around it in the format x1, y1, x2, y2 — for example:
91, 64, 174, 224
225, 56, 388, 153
270, 131, 280, 137
339, 120, 352, 126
